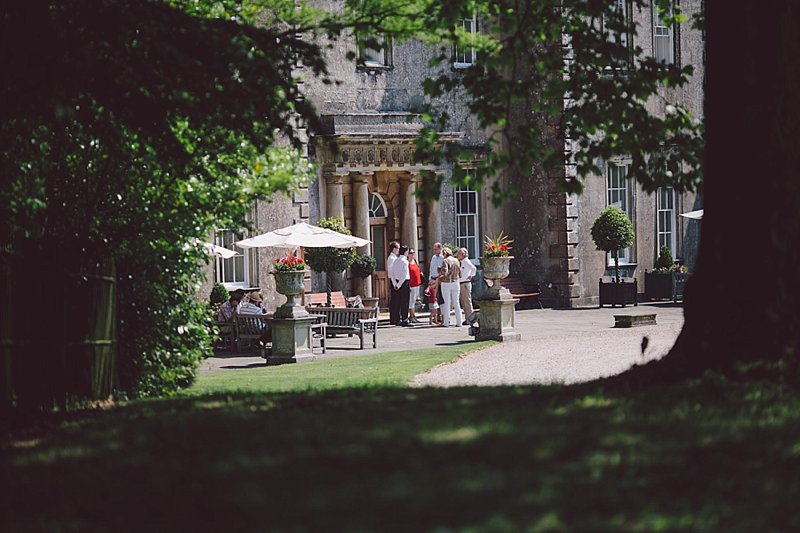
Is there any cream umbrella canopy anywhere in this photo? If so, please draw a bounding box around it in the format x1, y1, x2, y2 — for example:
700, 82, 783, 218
680, 209, 704, 220
233, 222, 370, 249
234, 222, 371, 307
203, 242, 238, 259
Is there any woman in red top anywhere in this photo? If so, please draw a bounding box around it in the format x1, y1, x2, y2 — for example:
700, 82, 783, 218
407, 249, 423, 324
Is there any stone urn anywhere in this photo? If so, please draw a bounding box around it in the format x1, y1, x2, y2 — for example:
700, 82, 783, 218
272, 269, 308, 318
361, 297, 379, 309
480, 256, 513, 300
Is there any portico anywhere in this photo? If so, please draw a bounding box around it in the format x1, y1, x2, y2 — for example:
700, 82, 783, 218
314, 112, 462, 306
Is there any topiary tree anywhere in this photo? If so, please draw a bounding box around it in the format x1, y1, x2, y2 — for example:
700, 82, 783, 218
655, 245, 675, 271
304, 217, 357, 306
590, 207, 635, 283
351, 254, 376, 280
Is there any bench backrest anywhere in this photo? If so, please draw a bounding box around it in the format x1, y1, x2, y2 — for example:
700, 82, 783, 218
236, 313, 269, 335
307, 306, 377, 327
500, 278, 540, 293
308, 291, 347, 308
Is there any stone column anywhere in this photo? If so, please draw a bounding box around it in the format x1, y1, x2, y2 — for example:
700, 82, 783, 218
325, 172, 346, 220
424, 171, 442, 252
401, 173, 419, 252
352, 172, 373, 297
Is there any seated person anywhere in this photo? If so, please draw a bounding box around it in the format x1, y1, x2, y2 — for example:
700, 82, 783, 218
237, 291, 271, 345
216, 293, 243, 322
239, 291, 267, 315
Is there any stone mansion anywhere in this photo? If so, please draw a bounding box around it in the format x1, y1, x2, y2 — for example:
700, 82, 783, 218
203, 1, 704, 310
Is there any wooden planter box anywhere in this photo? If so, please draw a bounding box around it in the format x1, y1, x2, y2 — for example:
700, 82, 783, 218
599, 278, 638, 308
645, 272, 690, 302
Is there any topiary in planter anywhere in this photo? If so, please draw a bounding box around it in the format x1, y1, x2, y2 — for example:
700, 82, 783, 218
591, 206, 634, 283
304, 217, 356, 306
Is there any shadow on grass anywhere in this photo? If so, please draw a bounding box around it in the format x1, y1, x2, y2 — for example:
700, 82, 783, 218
2, 379, 800, 531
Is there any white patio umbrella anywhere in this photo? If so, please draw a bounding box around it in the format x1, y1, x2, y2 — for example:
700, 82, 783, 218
185, 238, 238, 259
233, 222, 370, 249
203, 242, 238, 259
680, 209, 704, 220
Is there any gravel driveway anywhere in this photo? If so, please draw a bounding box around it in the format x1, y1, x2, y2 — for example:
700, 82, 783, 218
410, 304, 683, 387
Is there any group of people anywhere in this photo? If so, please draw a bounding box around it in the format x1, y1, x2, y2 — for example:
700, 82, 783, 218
216, 288, 268, 322
216, 288, 271, 347
388, 241, 477, 328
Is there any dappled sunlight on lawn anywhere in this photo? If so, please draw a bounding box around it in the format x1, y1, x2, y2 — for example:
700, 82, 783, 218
3, 380, 800, 531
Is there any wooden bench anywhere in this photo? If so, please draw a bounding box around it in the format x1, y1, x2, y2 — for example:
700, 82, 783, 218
499, 277, 543, 309
308, 290, 347, 308
306, 306, 378, 349
215, 320, 236, 350
235, 313, 271, 352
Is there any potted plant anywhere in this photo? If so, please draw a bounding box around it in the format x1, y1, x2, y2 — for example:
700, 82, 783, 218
591, 206, 636, 307
645, 245, 689, 301
480, 231, 514, 299
304, 217, 356, 307
351, 254, 378, 308
272, 254, 307, 317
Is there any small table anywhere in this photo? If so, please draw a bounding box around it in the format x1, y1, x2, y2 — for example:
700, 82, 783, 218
309, 314, 328, 354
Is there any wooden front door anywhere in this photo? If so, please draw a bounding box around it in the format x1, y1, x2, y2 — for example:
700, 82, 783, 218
370, 224, 390, 307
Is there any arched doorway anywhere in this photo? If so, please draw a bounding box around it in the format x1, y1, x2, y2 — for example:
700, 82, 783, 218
369, 192, 390, 307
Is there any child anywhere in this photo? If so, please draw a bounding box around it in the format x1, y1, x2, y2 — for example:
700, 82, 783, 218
424, 278, 441, 325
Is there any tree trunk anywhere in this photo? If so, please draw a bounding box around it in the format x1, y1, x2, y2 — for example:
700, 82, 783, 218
613, 252, 620, 284
622, 1, 800, 385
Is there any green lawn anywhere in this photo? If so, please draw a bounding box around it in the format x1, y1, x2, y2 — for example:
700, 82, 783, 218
2, 347, 800, 532
188, 340, 496, 394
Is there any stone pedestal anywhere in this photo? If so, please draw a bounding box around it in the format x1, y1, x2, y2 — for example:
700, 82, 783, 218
473, 298, 521, 342
266, 316, 317, 365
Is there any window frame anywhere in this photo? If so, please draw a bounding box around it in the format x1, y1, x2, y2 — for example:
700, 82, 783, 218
455, 177, 481, 262
652, 0, 679, 64
602, 0, 633, 69
357, 33, 393, 70
453, 16, 478, 69
606, 161, 636, 265
214, 229, 250, 289
656, 186, 677, 259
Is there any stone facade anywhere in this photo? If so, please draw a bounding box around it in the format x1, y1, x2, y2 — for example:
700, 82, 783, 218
202, 1, 704, 311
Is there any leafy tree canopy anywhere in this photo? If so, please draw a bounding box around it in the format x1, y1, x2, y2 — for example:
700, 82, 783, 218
1, 0, 328, 398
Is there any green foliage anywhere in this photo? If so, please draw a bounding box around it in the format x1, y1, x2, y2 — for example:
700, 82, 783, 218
209, 283, 229, 310
351, 254, 377, 279
304, 218, 357, 304
655, 245, 675, 270
591, 206, 634, 282
441, 242, 459, 256
591, 207, 635, 254
0, 0, 321, 399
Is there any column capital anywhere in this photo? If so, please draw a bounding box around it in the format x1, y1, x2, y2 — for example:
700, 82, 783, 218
399, 171, 420, 184
324, 172, 349, 185
351, 171, 374, 183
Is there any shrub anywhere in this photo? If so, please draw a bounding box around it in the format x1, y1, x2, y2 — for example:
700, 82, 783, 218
351, 254, 376, 279
209, 283, 229, 311
655, 245, 674, 270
